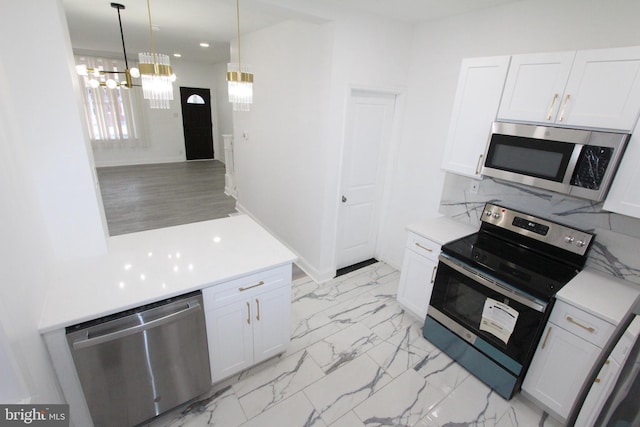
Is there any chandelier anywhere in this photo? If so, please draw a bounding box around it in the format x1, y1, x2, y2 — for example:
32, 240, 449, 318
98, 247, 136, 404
75, 3, 140, 89
138, 0, 176, 109
227, 0, 253, 112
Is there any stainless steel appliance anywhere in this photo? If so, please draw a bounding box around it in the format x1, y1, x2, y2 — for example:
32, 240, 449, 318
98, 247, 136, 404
66, 291, 211, 427
423, 203, 594, 399
481, 121, 629, 201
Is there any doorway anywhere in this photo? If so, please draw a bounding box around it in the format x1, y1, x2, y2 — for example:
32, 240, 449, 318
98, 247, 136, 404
335, 89, 397, 270
180, 87, 214, 160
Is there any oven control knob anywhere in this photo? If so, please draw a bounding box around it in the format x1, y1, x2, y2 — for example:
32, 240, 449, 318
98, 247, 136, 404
485, 211, 493, 217
493, 213, 500, 219
576, 240, 586, 248
564, 236, 575, 243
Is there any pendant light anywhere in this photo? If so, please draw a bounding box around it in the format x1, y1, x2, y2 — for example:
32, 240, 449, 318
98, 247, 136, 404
138, 0, 176, 109
227, 0, 253, 112
75, 3, 140, 89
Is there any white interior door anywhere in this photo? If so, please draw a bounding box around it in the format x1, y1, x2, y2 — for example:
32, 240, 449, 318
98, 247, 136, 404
336, 90, 396, 270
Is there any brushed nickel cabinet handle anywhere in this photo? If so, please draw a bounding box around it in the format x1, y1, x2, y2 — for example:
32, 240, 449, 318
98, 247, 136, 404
566, 316, 595, 333
430, 266, 437, 284
239, 280, 265, 292
475, 154, 484, 175
546, 93, 559, 120
256, 298, 260, 321
541, 326, 552, 349
246, 302, 251, 325
559, 94, 571, 122
415, 243, 433, 252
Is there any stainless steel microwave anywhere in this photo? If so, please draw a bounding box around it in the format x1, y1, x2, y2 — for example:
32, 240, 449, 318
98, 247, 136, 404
481, 122, 630, 201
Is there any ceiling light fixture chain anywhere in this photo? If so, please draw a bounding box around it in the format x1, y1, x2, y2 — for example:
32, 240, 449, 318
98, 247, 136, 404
227, 0, 253, 112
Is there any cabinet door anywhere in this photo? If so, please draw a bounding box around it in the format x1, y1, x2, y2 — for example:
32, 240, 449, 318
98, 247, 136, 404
498, 52, 575, 124
562, 46, 640, 131
252, 285, 291, 364
397, 248, 438, 320
441, 56, 510, 179
575, 357, 620, 427
603, 120, 640, 218
206, 301, 254, 383
522, 323, 600, 420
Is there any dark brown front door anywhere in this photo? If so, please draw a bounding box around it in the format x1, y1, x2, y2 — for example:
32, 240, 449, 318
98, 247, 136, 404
180, 87, 214, 160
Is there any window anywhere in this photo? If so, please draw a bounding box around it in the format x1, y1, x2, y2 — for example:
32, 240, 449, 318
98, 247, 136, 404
75, 56, 144, 142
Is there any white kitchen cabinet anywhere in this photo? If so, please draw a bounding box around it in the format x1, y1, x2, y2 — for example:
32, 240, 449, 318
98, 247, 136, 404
522, 300, 614, 422
499, 46, 640, 131
203, 265, 291, 383
398, 218, 477, 320
397, 232, 441, 319
441, 55, 510, 179
603, 118, 640, 218
575, 318, 640, 427
498, 51, 575, 124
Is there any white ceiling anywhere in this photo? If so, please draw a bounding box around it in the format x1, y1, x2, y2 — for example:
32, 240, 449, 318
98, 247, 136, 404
63, 0, 522, 64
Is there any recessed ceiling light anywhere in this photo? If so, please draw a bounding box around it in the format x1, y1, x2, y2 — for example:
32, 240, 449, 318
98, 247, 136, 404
200, 42, 210, 48
173, 53, 182, 58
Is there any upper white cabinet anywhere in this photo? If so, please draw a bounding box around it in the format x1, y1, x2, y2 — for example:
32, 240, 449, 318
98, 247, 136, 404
498, 51, 574, 124
603, 118, 640, 218
441, 56, 510, 179
499, 46, 640, 131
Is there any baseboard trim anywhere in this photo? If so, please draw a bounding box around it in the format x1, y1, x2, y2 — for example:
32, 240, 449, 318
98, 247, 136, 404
235, 202, 335, 284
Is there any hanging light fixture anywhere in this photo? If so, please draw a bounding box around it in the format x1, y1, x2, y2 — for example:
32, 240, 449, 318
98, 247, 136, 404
76, 3, 140, 89
227, 0, 253, 112
138, 0, 176, 109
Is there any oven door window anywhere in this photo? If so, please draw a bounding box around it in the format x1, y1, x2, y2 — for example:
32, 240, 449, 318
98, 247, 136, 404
430, 261, 544, 365
485, 134, 575, 182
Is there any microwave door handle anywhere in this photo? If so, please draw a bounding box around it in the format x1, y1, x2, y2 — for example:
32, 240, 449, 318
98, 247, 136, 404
562, 143, 584, 185
438, 254, 546, 313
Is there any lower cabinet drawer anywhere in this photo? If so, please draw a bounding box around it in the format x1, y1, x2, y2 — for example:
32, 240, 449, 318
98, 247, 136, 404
406, 232, 441, 262
549, 301, 615, 347
203, 264, 291, 308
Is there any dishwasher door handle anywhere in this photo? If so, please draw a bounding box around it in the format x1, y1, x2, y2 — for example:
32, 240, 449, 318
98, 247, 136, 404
72, 302, 202, 350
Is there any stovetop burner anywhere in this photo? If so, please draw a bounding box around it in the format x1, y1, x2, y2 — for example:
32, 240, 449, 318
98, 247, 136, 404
441, 203, 595, 301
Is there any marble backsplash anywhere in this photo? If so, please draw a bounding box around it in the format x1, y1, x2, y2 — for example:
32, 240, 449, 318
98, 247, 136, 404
439, 173, 640, 288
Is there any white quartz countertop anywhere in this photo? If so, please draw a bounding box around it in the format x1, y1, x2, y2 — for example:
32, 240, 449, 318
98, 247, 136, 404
39, 215, 297, 333
406, 216, 478, 245
557, 268, 640, 325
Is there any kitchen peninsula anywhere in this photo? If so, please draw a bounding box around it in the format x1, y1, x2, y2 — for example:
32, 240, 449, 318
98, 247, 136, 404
39, 214, 297, 427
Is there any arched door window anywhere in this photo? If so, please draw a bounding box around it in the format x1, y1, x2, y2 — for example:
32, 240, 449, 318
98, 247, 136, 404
186, 94, 205, 104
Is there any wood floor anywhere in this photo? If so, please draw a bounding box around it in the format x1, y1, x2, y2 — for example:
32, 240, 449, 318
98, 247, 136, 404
97, 160, 237, 236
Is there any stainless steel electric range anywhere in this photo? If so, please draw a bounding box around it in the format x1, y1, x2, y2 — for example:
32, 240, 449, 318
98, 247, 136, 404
423, 203, 595, 399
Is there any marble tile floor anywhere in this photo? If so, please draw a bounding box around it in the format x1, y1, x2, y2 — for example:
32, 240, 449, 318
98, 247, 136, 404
145, 262, 562, 427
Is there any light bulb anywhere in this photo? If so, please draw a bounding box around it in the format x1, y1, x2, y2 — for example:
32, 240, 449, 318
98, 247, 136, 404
106, 79, 117, 89
76, 64, 88, 76
170, 74, 177, 82
88, 79, 100, 88
129, 67, 140, 78
92, 68, 101, 78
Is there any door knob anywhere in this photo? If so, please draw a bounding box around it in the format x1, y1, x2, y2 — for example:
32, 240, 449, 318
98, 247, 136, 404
342, 195, 347, 203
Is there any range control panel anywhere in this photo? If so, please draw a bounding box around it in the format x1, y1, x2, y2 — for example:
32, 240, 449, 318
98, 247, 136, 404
481, 203, 594, 256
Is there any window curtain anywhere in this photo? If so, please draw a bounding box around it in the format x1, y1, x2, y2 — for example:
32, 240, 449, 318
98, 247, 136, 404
75, 55, 146, 143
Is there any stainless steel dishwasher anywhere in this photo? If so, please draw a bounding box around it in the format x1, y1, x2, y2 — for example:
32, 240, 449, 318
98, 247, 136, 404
66, 291, 211, 427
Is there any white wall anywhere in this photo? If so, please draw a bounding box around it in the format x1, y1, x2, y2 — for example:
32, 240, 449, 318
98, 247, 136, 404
233, 20, 333, 280
90, 60, 233, 167
0, 0, 98, 403
379, 0, 640, 269
235, 16, 412, 281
